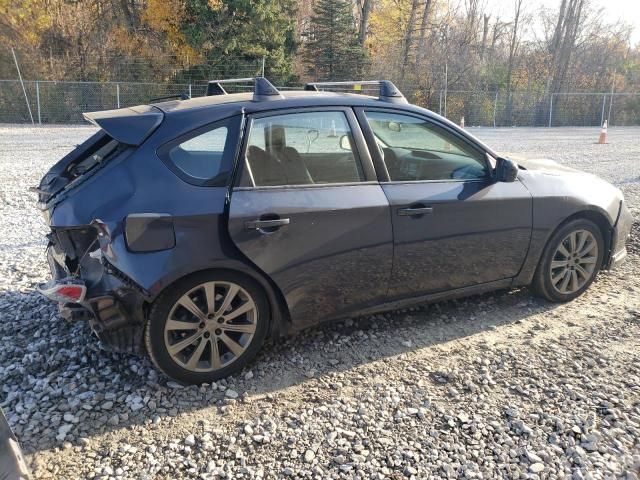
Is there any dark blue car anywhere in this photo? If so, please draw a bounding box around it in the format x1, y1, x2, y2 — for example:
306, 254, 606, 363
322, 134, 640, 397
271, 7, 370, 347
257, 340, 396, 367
35, 78, 632, 384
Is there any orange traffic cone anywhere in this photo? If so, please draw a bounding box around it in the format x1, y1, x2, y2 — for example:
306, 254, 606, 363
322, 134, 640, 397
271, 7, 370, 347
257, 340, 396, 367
460, 116, 465, 128
598, 120, 607, 144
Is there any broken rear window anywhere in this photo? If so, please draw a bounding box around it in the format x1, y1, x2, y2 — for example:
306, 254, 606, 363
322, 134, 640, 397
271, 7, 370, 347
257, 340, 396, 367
68, 138, 120, 179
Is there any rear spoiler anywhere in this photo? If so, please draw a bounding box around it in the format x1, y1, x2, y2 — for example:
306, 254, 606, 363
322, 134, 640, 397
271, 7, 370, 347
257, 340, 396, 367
83, 105, 164, 146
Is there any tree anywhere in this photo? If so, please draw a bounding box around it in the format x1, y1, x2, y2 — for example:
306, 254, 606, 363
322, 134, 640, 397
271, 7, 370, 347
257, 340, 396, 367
417, 0, 435, 60
357, 0, 374, 47
546, 0, 585, 94
302, 0, 366, 81
505, 0, 524, 123
180, 0, 298, 84
400, 0, 420, 80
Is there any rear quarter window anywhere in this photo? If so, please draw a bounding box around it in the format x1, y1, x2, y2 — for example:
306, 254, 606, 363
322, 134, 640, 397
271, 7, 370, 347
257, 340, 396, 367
159, 115, 242, 187
169, 127, 228, 180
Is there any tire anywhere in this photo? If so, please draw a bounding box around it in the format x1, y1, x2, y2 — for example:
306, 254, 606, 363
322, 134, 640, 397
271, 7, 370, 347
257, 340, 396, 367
532, 218, 605, 302
145, 270, 269, 385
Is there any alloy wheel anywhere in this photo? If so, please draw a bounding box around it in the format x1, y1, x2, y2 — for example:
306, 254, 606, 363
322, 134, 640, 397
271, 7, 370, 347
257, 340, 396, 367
163, 281, 257, 372
549, 229, 599, 295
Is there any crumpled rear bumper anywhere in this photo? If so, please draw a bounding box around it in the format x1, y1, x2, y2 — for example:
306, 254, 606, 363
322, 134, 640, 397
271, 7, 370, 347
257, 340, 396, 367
41, 228, 148, 354
0, 408, 31, 480
607, 200, 633, 270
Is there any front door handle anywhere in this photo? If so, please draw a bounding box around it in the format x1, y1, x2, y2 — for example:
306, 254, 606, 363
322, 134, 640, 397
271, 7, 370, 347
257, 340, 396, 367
245, 218, 291, 230
398, 206, 433, 216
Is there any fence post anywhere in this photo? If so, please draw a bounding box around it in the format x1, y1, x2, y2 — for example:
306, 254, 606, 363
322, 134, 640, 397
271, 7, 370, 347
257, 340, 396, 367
444, 89, 448, 118
36, 81, 41, 125
493, 91, 498, 128
116, 83, 120, 108
438, 90, 442, 115
548, 94, 554, 127
12, 48, 34, 125
600, 93, 606, 126
188, 84, 192, 99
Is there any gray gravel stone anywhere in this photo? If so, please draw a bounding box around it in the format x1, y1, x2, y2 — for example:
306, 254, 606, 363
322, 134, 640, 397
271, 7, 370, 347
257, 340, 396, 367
225, 389, 239, 399
0, 126, 638, 479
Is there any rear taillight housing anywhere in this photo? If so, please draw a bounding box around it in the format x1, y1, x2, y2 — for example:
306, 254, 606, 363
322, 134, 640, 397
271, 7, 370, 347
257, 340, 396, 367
37, 280, 87, 303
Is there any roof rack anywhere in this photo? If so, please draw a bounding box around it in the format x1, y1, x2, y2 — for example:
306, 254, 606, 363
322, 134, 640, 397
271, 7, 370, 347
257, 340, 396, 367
205, 77, 284, 101
304, 80, 407, 104
150, 93, 190, 102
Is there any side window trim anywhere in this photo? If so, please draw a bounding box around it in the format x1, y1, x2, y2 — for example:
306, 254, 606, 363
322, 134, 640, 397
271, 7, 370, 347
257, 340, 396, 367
233, 107, 377, 190
157, 114, 243, 187
354, 107, 491, 183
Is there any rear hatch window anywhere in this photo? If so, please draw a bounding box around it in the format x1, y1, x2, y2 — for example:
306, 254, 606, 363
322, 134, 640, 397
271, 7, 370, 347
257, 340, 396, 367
36, 104, 163, 204
35, 132, 124, 204
67, 137, 120, 178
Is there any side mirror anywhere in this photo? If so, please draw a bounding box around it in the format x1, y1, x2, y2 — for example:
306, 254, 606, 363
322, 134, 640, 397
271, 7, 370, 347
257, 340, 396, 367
495, 157, 519, 182
339, 135, 351, 151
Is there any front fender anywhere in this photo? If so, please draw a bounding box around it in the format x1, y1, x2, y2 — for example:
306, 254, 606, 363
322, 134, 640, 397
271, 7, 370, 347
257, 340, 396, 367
514, 169, 622, 285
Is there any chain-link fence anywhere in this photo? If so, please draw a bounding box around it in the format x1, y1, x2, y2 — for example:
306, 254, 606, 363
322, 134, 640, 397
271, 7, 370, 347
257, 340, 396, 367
404, 89, 640, 127
1, 79, 639, 126
0, 80, 212, 124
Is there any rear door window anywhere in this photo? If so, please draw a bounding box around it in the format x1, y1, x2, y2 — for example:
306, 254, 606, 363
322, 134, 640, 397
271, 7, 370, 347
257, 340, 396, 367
242, 111, 365, 187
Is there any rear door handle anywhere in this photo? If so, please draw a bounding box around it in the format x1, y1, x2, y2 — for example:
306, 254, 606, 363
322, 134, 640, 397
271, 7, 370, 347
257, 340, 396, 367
398, 206, 433, 216
245, 218, 291, 230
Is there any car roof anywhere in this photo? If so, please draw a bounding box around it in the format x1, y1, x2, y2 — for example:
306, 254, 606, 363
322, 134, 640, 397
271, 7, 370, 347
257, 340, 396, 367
148, 86, 498, 158
153, 90, 403, 115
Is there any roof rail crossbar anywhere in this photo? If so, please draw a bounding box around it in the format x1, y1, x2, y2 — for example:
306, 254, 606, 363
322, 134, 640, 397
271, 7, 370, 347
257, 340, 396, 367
206, 77, 284, 101
303, 80, 408, 104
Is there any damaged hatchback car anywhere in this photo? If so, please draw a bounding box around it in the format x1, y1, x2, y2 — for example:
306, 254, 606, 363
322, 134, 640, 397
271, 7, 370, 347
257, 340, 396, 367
35, 78, 632, 384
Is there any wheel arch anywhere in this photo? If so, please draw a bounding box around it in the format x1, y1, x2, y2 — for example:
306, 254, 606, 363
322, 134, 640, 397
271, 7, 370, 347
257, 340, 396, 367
550, 208, 613, 263
529, 209, 611, 301
144, 263, 291, 339
514, 206, 614, 287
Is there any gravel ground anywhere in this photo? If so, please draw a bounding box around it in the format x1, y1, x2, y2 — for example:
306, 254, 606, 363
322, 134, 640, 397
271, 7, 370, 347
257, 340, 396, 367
0, 125, 639, 479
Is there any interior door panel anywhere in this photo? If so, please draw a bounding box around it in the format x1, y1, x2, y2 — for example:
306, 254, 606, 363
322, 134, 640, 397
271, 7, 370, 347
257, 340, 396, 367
302, 152, 361, 183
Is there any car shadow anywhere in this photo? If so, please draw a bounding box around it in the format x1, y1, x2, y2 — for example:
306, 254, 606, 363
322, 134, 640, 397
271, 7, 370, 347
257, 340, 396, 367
0, 281, 567, 456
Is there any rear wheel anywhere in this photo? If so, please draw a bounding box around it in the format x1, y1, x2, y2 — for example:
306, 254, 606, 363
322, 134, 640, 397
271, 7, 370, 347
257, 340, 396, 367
145, 271, 268, 384
532, 219, 605, 302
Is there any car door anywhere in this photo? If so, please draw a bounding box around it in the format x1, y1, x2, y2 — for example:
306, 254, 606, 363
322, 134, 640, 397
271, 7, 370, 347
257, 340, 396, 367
227, 108, 394, 327
356, 108, 532, 299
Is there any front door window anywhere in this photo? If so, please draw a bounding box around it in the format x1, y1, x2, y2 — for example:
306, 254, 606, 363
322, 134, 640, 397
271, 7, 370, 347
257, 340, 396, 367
363, 111, 489, 181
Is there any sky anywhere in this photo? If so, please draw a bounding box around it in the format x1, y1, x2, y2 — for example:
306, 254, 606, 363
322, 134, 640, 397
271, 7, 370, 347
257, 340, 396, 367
484, 0, 640, 44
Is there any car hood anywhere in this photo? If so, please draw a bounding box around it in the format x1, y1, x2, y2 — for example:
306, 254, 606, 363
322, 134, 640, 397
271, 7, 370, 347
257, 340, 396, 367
514, 157, 581, 175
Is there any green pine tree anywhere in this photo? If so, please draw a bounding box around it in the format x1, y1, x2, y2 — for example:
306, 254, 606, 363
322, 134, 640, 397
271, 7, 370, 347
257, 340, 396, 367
302, 0, 367, 81
180, 0, 298, 85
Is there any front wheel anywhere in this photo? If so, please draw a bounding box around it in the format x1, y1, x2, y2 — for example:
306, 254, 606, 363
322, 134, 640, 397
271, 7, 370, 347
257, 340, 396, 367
145, 271, 269, 385
532, 219, 605, 302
